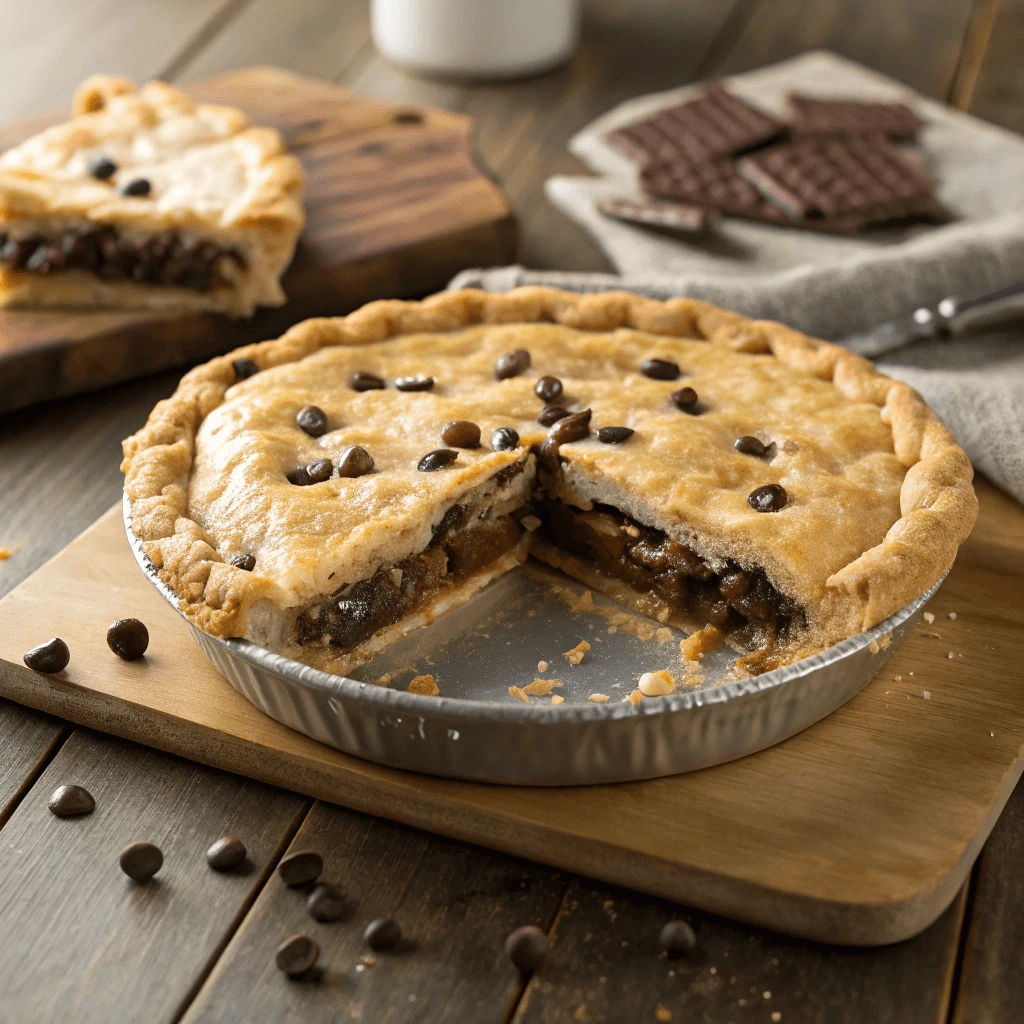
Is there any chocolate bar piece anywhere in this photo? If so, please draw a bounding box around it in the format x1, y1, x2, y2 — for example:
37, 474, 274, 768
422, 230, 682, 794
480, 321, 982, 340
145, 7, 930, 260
607, 83, 783, 167
787, 94, 924, 139
597, 197, 717, 232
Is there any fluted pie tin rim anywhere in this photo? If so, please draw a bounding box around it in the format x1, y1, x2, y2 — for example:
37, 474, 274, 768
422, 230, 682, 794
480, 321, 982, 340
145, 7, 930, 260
124, 495, 940, 785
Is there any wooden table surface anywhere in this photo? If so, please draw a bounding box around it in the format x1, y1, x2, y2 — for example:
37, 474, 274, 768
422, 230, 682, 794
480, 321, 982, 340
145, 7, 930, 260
1, 1, 1021, 1021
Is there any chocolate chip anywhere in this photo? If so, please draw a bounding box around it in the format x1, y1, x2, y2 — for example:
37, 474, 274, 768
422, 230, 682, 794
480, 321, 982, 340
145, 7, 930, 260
537, 404, 569, 427
548, 409, 591, 445
350, 371, 385, 391
734, 435, 766, 456
491, 427, 520, 451
336, 445, 375, 478
296, 405, 328, 437
229, 553, 256, 571
364, 918, 402, 951
418, 448, 458, 472
495, 349, 531, 380
748, 483, 788, 513
88, 155, 117, 181
23, 638, 69, 674
48, 785, 95, 818
671, 386, 699, 411
288, 459, 333, 486
505, 925, 548, 972
275, 934, 319, 977
597, 426, 634, 444
306, 883, 347, 923
659, 919, 696, 958
233, 357, 259, 380
206, 835, 247, 870
278, 850, 323, 888
395, 376, 434, 392
440, 420, 481, 448
534, 376, 563, 402
120, 178, 151, 198
641, 358, 680, 380
120, 841, 163, 882
106, 618, 149, 660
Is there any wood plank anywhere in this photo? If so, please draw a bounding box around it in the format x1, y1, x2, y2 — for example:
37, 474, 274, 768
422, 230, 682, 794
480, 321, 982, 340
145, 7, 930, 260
0, 728, 308, 1024
181, 800, 566, 1023
512, 879, 967, 1024
0, 700, 65, 827
965, 0, 1024, 133
0, 479, 1020, 944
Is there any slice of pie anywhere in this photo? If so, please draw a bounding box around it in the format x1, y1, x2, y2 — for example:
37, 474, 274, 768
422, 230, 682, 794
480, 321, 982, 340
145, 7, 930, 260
122, 287, 977, 678
0, 75, 304, 317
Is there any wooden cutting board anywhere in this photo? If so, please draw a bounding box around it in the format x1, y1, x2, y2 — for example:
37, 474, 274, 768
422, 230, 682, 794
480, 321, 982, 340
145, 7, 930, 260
0, 479, 1021, 947
0, 67, 516, 413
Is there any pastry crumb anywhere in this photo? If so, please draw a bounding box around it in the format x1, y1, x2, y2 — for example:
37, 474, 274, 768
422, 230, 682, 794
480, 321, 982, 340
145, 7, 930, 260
625, 689, 644, 705
893, 674, 902, 682
407, 674, 439, 696
948, 611, 957, 620
638, 670, 676, 696
537, 660, 549, 672
923, 611, 935, 624
623, 524, 640, 538
509, 685, 530, 703
564, 640, 591, 666
868, 640, 880, 654
948, 652, 955, 659
923, 690, 931, 699
551, 694, 565, 705
655, 1006, 672, 1022
360, 955, 377, 967
389, 567, 403, 587
772, 1014, 782, 1023
373, 673, 392, 688
588, 693, 609, 704
0, 546, 11, 561
520, 514, 542, 532
524, 677, 562, 697
679, 624, 723, 662
527, 609, 537, 617
655, 627, 674, 646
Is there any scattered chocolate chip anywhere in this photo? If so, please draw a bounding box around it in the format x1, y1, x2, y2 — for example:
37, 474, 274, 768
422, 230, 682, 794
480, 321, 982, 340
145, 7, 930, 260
120, 841, 163, 882
548, 409, 592, 445
306, 883, 347, 923
392, 110, 423, 125
206, 835, 247, 870
671, 386, 699, 411
350, 371, 385, 392
288, 459, 334, 486
395, 375, 434, 392
641, 358, 680, 380
23, 638, 70, 674
659, 919, 697, 958
418, 448, 459, 472
364, 918, 402, 951
441, 420, 481, 448
495, 349, 531, 380
296, 405, 328, 437
48, 785, 95, 818
106, 618, 149, 660
505, 925, 548, 972
229, 553, 256, 571
336, 445, 375, 478
233, 357, 259, 380
278, 850, 323, 888
748, 483, 788, 513
491, 427, 520, 452
532, 405, 564, 428
275, 934, 319, 977
120, 177, 151, 198
597, 426, 634, 444
534, 376, 563, 402
88, 155, 117, 181
734, 435, 767, 456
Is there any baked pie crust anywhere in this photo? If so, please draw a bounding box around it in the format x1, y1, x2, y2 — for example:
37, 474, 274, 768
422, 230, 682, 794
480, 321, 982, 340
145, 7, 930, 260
0, 75, 304, 317
122, 287, 977, 676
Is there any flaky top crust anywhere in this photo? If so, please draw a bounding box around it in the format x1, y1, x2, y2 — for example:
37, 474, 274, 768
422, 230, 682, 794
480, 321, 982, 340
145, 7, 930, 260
122, 287, 977, 657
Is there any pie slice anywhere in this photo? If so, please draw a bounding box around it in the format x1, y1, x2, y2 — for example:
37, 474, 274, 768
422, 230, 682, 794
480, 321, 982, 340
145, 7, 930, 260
122, 288, 977, 678
0, 75, 305, 317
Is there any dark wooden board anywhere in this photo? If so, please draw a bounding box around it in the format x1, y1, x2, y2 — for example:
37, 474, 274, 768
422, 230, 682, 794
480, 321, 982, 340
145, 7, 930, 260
0, 700, 64, 827
181, 800, 567, 1023
0, 729, 308, 1024
0, 66, 516, 413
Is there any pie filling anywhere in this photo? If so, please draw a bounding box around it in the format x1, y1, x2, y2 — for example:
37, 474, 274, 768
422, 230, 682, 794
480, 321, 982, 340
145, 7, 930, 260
0, 226, 246, 290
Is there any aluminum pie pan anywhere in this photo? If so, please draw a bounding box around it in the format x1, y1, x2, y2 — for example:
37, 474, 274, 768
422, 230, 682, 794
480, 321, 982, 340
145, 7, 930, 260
124, 496, 939, 786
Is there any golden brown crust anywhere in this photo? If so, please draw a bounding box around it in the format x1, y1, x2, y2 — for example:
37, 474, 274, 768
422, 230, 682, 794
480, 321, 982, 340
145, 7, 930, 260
122, 286, 977, 659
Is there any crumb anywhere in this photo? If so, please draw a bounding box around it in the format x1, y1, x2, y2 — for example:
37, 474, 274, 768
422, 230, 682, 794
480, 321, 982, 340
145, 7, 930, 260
948, 652, 955, 659
625, 689, 644, 705
655, 1006, 672, 1023
407, 674, 439, 696
527, 609, 537, 617
990, 731, 995, 737
772, 1014, 782, 1023
588, 693, 609, 704
763, 991, 771, 1000
509, 685, 530, 703
524, 677, 562, 697
623, 524, 640, 538
389, 567, 403, 587
893, 674, 902, 682
537, 660, 549, 672
923, 611, 935, 624
607, 626, 618, 634
948, 611, 957, 620
638, 670, 676, 696
373, 673, 392, 687
868, 640, 880, 654
909, 671, 914, 676
923, 691, 931, 699
679, 624, 723, 662
564, 640, 591, 666
360, 955, 377, 967
0, 546, 11, 561
520, 514, 541, 532
709, 966, 717, 975
655, 627, 674, 646
551, 694, 565, 705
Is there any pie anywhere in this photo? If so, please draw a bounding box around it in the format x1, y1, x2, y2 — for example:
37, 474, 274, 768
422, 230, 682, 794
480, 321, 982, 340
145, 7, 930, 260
0, 75, 305, 317
122, 287, 977, 679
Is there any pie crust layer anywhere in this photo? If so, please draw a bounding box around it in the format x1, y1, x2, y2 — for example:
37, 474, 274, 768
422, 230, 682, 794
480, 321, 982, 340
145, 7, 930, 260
0, 75, 305, 317
122, 287, 977, 676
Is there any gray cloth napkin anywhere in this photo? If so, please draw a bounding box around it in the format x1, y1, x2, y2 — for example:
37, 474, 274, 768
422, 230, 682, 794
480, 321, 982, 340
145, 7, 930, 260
450, 52, 1024, 504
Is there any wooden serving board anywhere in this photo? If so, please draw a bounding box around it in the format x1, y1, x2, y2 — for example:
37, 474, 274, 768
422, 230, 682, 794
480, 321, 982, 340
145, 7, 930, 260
0, 479, 1022, 946
0, 67, 516, 413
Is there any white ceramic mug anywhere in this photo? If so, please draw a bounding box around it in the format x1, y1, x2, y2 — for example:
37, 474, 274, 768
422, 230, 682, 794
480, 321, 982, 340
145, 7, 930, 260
371, 0, 581, 80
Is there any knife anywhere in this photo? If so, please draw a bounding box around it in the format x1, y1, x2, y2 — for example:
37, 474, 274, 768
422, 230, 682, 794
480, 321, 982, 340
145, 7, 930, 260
842, 281, 1024, 358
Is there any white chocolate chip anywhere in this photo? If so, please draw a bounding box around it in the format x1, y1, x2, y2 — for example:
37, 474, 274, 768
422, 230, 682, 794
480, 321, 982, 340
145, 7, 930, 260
588, 693, 609, 704
923, 611, 935, 624
638, 670, 676, 697
537, 660, 548, 672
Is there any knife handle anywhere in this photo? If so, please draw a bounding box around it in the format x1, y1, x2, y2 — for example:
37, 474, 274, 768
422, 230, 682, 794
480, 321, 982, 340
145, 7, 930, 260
912, 282, 1024, 338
